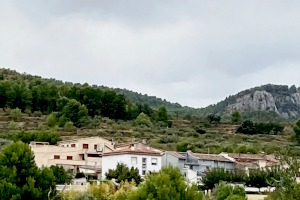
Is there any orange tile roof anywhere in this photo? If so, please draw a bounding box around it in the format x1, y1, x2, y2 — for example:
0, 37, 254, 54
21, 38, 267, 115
103, 147, 162, 156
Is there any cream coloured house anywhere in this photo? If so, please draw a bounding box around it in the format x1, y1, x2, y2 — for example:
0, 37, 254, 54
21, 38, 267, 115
30, 137, 115, 177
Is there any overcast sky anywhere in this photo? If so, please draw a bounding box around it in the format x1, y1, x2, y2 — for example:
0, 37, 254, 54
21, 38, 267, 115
1, 0, 300, 108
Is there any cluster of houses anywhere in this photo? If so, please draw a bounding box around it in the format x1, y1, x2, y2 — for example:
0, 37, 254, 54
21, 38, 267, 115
30, 137, 279, 185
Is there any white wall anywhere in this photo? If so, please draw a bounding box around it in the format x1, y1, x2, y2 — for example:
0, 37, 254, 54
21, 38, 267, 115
182, 168, 198, 183
102, 154, 162, 179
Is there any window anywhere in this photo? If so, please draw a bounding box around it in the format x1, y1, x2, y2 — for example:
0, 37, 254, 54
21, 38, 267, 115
142, 164, 146, 168
54, 155, 60, 159
83, 144, 88, 149
71, 144, 76, 147
94, 144, 97, 150
151, 158, 157, 165
67, 156, 73, 160
67, 145, 69, 147
142, 170, 146, 175
131, 157, 137, 165
142, 158, 147, 163
88, 154, 100, 157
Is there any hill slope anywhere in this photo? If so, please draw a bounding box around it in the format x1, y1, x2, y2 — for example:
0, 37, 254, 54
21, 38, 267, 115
1, 68, 299, 120
202, 84, 300, 119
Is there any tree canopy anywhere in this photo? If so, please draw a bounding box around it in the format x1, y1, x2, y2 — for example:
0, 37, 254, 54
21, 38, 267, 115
0, 141, 54, 199
105, 162, 142, 184
128, 165, 203, 200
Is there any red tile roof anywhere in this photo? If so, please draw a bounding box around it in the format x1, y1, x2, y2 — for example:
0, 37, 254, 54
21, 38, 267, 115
103, 147, 162, 157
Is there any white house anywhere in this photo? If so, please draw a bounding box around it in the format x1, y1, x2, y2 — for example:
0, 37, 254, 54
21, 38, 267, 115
101, 145, 163, 179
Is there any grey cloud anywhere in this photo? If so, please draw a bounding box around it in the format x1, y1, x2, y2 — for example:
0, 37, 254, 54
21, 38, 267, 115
1, 0, 300, 108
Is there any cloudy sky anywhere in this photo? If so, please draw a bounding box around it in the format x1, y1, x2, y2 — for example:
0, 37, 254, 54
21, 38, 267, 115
1, 0, 300, 108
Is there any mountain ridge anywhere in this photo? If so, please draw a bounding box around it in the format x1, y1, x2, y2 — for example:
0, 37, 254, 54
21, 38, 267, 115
1, 68, 299, 120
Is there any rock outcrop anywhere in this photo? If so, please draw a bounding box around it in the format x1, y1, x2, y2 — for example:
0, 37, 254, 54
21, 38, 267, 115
226, 90, 300, 119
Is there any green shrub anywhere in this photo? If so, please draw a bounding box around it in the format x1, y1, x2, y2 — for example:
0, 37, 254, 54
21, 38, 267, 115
212, 182, 246, 200
64, 121, 76, 132
135, 112, 152, 127
32, 111, 42, 117
10, 108, 22, 121
24, 107, 32, 114
128, 165, 203, 200
46, 112, 58, 127
8, 120, 17, 130
159, 135, 176, 143
105, 163, 141, 184
132, 131, 142, 138
13, 130, 62, 145
38, 122, 47, 130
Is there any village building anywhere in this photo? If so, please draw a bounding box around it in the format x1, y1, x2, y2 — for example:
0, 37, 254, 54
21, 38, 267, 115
181, 151, 235, 175
221, 153, 279, 172
30, 137, 115, 178
101, 145, 163, 179
162, 151, 235, 184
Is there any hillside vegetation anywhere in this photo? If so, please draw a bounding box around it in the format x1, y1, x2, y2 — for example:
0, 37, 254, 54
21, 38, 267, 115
0, 68, 299, 158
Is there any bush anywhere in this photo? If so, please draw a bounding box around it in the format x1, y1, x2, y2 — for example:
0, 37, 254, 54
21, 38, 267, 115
10, 108, 22, 121
8, 120, 17, 130
132, 131, 142, 138
38, 122, 47, 130
212, 182, 246, 200
128, 165, 203, 200
32, 111, 42, 117
24, 107, 32, 114
13, 130, 62, 145
231, 111, 242, 124
105, 163, 141, 184
176, 142, 194, 152
135, 112, 152, 127
207, 114, 221, 124
203, 168, 247, 189
159, 135, 176, 143
46, 112, 58, 127
237, 120, 284, 135
64, 121, 76, 132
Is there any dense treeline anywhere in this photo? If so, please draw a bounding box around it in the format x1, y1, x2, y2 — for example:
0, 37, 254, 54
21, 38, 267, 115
237, 120, 284, 135
0, 76, 171, 127
202, 167, 282, 190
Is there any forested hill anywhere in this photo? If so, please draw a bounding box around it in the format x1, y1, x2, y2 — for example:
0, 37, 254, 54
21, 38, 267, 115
1, 68, 299, 121
0, 68, 203, 119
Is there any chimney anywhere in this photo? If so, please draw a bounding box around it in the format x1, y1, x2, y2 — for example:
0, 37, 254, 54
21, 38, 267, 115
131, 146, 135, 150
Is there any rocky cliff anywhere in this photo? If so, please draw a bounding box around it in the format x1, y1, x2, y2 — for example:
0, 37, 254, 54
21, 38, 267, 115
226, 90, 300, 118
202, 84, 300, 119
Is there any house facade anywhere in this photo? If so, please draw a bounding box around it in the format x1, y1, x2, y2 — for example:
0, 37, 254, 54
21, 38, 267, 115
101, 146, 163, 179
30, 137, 115, 177
180, 151, 235, 176
162, 151, 235, 184
221, 153, 279, 173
